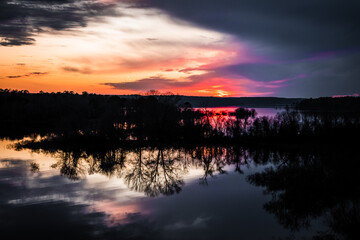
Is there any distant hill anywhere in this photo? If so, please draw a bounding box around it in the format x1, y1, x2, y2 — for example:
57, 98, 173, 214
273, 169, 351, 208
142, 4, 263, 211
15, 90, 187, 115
116, 95, 303, 108
177, 96, 303, 108
297, 97, 360, 112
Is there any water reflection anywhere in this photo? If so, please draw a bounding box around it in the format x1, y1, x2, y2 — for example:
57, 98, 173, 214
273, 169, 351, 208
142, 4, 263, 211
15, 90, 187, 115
194, 107, 280, 118
1, 140, 359, 239
247, 148, 360, 239
14, 143, 235, 197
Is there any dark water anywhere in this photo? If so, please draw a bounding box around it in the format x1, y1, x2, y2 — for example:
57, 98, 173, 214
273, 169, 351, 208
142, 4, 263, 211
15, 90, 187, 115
1, 137, 359, 240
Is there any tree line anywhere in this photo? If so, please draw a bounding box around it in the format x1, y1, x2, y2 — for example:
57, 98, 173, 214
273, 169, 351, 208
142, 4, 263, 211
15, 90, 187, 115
1, 89, 360, 145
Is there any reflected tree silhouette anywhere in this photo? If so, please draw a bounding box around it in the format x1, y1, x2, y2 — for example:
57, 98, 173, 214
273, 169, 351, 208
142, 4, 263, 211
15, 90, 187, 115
195, 146, 227, 185
124, 147, 148, 194
11, 135, 360, 239
247, 148, 360, 239
123, 147, 188, 196
16, 142, 245, 196
51, 151, 87, 181
318, 200, 360, 240
29, 162, 40, 173
225, 146, 252, 174
143, 148, 184, 196
44, 146, 188, 197
95, 149, 126, 177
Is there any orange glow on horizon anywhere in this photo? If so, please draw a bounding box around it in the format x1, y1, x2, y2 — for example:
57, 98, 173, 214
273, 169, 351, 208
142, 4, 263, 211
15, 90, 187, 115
0, 2, 276, 97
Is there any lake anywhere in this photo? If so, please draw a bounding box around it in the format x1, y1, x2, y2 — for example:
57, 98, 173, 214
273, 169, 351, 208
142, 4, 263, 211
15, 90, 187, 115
2, 142, 354, 239
194, 106, 281, 118
0, 107, 358, 240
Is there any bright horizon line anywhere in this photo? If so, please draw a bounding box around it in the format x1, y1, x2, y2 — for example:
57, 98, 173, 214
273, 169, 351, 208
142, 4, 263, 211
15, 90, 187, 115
4, 88, 360, 99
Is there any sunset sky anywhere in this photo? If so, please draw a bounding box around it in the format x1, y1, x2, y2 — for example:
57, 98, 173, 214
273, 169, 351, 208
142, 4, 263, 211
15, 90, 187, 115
1, 0, 359, 97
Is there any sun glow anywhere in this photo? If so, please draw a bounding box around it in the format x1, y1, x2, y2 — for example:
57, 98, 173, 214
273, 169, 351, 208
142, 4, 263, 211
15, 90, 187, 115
0, 1, 270, 96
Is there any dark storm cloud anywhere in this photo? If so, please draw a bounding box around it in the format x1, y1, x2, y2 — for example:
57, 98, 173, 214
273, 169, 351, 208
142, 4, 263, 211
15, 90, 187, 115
0, 0, 118, 46
220, 51, 360, 97
136, 0, 360, 59
278, 53, 360, 97
131, 0, 360, 97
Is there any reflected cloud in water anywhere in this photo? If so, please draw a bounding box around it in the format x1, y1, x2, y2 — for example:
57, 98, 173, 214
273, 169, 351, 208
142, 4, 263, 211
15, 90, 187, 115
3, 139, 356, 239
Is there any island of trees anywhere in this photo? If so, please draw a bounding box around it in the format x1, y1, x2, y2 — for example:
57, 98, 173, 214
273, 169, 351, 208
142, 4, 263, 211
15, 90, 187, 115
1, 88, 359, 147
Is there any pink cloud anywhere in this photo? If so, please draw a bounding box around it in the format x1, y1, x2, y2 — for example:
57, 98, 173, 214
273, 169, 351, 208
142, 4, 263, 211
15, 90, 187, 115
332, 93, 359, 98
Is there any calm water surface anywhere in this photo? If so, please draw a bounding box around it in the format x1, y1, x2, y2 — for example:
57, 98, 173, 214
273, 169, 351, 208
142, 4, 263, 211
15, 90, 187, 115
1, 108, 358, 240
0, 143, 326, 239
194, 106, 281, 117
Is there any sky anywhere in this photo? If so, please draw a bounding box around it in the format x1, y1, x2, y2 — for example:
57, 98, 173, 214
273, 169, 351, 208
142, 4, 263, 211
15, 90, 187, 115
0, 0, 359, 97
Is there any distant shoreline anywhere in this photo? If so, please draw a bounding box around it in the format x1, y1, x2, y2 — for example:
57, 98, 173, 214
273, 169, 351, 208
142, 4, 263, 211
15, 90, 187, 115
112, 95, 303, 108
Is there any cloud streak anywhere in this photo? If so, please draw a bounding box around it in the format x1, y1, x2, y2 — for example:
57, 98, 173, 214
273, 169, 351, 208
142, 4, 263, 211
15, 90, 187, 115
62, 66, 92, 74
7, 71, 48, 79
104, 76, 192, 91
